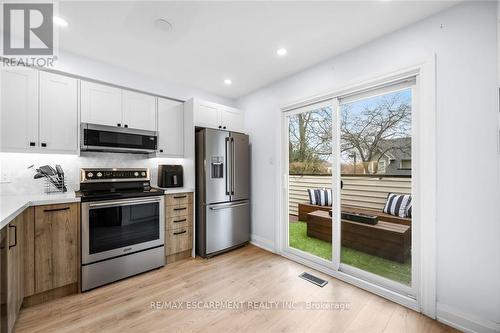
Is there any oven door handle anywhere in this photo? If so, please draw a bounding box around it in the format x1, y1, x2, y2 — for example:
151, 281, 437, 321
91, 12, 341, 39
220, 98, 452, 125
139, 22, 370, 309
88, 197, 162, 208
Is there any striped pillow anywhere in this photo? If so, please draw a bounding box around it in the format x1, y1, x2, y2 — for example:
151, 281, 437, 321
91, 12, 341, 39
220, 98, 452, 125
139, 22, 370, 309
307, 188, 332, 206
383, 193, 411, 218
405, 198, 412, 218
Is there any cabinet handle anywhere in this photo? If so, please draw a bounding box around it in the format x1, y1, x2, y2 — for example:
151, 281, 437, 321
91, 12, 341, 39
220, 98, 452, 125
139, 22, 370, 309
173, 230, 187, 235
173, 218, 187, 223
223, 126, 226, 129
43, 207, 70, 213
159, 149, 164, 153
218, 126, 222, 129
29, 141, 36, 147
173, 207, 187, 211
117, 123, 121, 127
41, 142, 47, 147
8, 225, 17, 249
173, 195, 187, 199
124, 124, 128, 128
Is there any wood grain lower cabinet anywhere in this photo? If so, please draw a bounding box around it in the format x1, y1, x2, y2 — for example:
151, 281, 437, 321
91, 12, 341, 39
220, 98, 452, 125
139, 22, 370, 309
165, 193, 193, 261
34, 203, 79, 294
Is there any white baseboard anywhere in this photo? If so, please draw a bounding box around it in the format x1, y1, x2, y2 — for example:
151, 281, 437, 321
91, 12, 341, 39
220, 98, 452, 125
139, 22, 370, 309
250, 234, 275, 253
437, 303, 500, 333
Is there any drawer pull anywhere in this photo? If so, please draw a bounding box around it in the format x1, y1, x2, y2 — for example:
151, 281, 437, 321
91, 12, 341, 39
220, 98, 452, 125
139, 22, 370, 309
173, 218, 187, 223
43, 207, 70, 213
43, 207, 69, 213
8, 225, 17, 249
173, 195, 187, 199
173, 207, 187, 211
173, 230, 187, 235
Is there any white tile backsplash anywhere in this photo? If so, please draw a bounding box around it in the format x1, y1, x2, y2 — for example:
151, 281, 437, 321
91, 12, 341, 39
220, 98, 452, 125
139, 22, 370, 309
0, 152, 184, 196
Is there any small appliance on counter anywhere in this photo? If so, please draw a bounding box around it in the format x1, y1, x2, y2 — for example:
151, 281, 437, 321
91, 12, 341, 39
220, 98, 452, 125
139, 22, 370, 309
158, 165, 183, 188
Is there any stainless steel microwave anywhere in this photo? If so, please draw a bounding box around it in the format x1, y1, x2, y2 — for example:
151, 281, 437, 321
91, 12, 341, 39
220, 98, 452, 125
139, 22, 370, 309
80, 123, 157, 154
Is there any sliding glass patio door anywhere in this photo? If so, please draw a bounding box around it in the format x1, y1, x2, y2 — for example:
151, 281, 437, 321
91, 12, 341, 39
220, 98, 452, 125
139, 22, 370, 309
282, 100, 336, 266
281, 76, 418, 298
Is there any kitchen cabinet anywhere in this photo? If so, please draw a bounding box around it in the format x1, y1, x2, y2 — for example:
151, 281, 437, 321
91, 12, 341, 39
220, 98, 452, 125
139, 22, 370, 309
122, 90, 156, 131
0, 68, 39, 152
81, 81, 156, 131
81, 81, 122, 128
165, 193, 193, 262
192, 99, 245, 133
34, 203, 79, 294
157, 98, 184, 156
5, 212, 25, 333
39, 71, 79, 153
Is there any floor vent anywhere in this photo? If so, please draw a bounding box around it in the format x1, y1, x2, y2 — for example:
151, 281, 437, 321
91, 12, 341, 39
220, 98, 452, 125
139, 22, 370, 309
298, 272, 328, 287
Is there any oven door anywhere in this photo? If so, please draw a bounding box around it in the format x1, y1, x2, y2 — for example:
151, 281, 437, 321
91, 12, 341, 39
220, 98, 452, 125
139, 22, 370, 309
82, 196, 164, 264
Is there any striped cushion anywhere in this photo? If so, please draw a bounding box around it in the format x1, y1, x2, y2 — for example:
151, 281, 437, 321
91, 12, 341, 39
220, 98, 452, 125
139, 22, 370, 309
383, 193, 411, 218
307, 188, 332, 206
405, 198, 412, 218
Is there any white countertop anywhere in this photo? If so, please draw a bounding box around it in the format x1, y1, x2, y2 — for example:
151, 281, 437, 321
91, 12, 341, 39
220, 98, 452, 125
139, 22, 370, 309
160, 187, 195, 194
0, 192, 80, 229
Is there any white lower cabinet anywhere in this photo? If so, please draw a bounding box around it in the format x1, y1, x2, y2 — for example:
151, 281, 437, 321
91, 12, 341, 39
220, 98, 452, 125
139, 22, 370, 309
39, 72, 79, 153
157, 98, 184, 157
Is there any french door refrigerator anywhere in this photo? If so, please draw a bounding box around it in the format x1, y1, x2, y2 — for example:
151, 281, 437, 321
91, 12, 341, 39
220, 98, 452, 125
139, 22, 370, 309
195, 128, 250, 257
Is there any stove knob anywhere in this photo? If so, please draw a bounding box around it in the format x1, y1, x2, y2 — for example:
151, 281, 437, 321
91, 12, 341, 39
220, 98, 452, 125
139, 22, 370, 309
134, 172, 139, 177
97, 172, 102, 178
87, 172, 93, 178
141, 172, 146, 177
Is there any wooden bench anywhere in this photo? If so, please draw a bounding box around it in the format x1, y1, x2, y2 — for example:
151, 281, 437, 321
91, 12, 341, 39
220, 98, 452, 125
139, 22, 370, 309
305, 210, 411, 263
298, 202, 411, 226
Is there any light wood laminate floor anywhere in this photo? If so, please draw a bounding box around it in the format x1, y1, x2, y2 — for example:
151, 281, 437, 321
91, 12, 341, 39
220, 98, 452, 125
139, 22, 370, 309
15, 245, 456, 333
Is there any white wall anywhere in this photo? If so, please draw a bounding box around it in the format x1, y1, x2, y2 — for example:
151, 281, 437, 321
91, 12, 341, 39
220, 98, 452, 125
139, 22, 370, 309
237, 1, 500, 331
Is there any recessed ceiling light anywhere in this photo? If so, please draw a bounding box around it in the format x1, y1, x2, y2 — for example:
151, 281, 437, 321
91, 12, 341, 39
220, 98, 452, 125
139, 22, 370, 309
53, 16, 68, 27
154, 18, 173, 32
224, 79, 232, 85
276, 48, 287, 56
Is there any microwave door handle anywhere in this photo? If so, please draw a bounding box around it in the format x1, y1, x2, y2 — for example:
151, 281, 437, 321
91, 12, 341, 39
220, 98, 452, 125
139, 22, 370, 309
225, 137, 231, 196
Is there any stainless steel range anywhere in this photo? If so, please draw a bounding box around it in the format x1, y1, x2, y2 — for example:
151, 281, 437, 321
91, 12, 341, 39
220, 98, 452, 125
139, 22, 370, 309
79, 168, 165, 291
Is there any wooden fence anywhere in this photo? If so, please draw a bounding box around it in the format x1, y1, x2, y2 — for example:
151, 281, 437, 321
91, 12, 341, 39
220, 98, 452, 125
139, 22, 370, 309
289, 175, 411, 216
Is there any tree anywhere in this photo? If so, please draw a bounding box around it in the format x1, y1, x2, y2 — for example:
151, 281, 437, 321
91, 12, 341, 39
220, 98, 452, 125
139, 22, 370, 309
340, 91, 411, 174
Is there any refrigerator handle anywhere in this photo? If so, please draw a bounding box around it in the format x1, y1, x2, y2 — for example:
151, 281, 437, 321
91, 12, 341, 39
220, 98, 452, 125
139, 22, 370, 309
225, 137, 232, 196
231, 137, 235, 195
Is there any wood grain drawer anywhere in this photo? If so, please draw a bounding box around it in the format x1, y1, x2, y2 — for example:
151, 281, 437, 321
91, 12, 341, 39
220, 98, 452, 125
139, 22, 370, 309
166, 215, 192, 230
165, 204, 193, 218
165, 192, 193, 206
166, 227, 192, 256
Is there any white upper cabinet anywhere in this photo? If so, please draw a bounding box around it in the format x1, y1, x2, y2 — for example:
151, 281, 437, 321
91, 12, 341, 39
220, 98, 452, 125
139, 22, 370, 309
193, 99, 244, 133
194, 101, 220, 129
39, 71, 78, 153
122, 90, 156, 131
0, 68, 38, 151
81, 81, 122, 127
157, 98, 184, 157
220, 106, 244, 132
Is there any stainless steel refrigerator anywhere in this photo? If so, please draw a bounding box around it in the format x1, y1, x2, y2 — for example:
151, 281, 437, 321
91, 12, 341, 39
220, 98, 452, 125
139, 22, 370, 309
195, 128, 250, 257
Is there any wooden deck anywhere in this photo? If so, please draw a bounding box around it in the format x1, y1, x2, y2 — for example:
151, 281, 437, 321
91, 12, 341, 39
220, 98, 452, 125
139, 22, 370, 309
14, 245, 454, 333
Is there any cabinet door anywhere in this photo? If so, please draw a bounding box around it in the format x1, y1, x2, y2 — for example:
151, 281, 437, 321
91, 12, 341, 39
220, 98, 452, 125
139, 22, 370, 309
6, 214, 24, 333
122, 90, 156, 131
157, 98, 184, 156
81, 81, 122, 127
0, 68, 38, 151
34, 204, 79, 294
39, 71, 78, 153
194, 101, 220, 129
220, 107, 244, 132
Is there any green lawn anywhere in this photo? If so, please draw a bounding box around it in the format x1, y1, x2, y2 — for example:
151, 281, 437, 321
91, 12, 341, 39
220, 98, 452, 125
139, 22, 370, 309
289, 221, 411, 285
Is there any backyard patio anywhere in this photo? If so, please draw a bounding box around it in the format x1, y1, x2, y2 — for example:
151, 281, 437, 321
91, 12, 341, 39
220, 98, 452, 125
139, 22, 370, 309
288, 174, 412, 285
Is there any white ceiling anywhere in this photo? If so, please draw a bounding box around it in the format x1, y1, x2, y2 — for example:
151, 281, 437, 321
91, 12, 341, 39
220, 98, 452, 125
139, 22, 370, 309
57, 1, 458, 99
